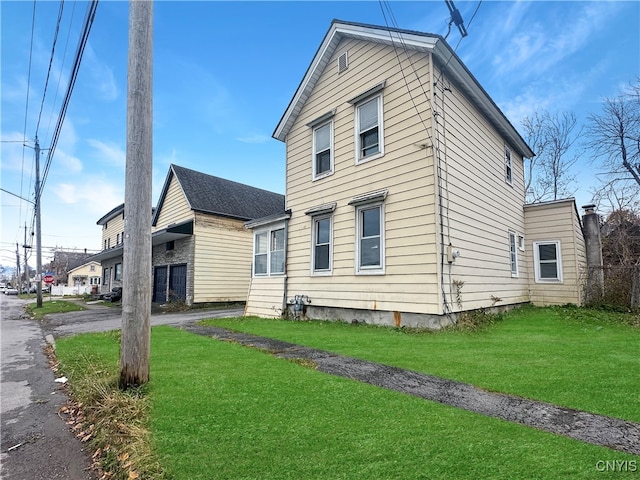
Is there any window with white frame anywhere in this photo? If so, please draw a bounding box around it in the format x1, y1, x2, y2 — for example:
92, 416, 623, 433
357, 203, 384, 273
533, 241, 563, 282
313, 121, 333, 178
356, 95, 383, 163
505, 147, 513, 185
312, 215, 332, 273
508, 231, 518, 277
253, 226, 285, 276
114, 263, 122, 281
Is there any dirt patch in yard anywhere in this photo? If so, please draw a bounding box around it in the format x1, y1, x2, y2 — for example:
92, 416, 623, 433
182, 324, 640, 456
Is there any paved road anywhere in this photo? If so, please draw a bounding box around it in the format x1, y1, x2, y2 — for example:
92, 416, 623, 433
0, 295, 243, 479
1, 295, 94, 479
42, 301, 244, 337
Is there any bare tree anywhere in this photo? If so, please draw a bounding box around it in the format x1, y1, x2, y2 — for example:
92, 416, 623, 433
585, 79, 640, 187
521, 110, 580, 203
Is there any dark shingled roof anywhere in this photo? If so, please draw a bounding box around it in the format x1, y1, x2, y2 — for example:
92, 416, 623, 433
153, 165, 285, 224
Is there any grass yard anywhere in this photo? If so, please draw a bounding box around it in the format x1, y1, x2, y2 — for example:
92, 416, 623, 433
55, 306, 639, 480
202, 305, 640, 423
26, 298, 85, 318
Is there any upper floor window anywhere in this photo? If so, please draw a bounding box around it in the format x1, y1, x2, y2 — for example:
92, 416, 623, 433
253, 226, 285, 276
505, 147, 513, 185
90, 265, 96, 272
313, 121, 333, 179
349, 82, 385, 165
533, 241, 563, 282
312, 215, 332, 274
104, 239, 108, 250
116, 233, 120, 245
508, 231, 518, 277
356, 95, 383, 162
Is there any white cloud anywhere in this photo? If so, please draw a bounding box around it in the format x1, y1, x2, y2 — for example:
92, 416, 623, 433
84, 44, 119, 101
54, 177, 123, 214
236, 134, 269, 144
87, 139, 126, 168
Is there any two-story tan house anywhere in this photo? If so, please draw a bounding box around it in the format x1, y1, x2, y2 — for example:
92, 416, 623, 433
92, 164, 285, 305
245, 20, 586, 327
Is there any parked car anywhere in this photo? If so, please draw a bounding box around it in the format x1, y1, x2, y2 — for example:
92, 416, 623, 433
103, 287, 123, 302
3, 286, 19, 295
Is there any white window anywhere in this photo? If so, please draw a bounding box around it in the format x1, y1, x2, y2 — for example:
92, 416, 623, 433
114, 263, 123, 281
508, 231, 518, 277
253, 226, 285, 276
533, 241, 563, 282
313, 121, 333, 179
505, 147, 513, 185
356, 95, 384, 163
356, 203, 384, 273
312, 215, 332, 274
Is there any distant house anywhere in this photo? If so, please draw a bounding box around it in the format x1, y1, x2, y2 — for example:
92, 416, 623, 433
66, 261, 102, 293
244, 20, 587, 327
92, 164, 284, 305
46, 250, 92, 285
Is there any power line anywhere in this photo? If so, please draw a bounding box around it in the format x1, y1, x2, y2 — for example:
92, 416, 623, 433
19, 0, 37, 238
39, 0, 98, 197
35, 0, 65, 138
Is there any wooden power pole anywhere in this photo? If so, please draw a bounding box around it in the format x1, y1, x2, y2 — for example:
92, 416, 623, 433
120, 0, 153, 389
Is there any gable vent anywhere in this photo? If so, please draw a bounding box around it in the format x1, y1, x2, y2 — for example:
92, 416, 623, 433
338, 51, 348, 73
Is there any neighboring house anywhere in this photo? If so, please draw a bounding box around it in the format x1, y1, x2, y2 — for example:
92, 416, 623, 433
45, 250, 92, 285
91, 164, 285, 305
66, 261, 103, 293
245, 20, 587, 327
95, 203, 125, 293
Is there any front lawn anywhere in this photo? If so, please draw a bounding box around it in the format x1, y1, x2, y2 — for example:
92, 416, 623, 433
202, 305, 640, 423
55, 307, 639, 479
26, 299, 86, 318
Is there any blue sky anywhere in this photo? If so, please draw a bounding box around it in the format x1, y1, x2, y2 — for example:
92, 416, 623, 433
1, 0, 639, 269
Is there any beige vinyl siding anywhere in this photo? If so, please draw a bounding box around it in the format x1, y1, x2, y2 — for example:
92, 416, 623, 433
102, 214, 124, 249
245, 277, 286, 318
432, 63, 529, 311
285, 39, 441, 315
192, 214, 252, 303
524, 199, 585, 305
153, 175, 193, 231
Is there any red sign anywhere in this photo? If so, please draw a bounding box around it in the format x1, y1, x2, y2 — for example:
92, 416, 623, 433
43, 274, 55, 285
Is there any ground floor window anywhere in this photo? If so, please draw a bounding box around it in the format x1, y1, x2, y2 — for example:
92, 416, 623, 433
114, 263, 122, 281
253, 224, 286, 276
356, 203, 384, 273
508, 231, 519, 277
533, 241, 563, 282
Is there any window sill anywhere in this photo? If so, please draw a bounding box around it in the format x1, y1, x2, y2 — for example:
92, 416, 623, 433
356, 152, 384, 165
312, 171, 334, 182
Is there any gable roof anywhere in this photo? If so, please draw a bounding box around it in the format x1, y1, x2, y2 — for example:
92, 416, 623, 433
273, 19, 534, 159
152, 164, 285, 225
96, 203, 124, 226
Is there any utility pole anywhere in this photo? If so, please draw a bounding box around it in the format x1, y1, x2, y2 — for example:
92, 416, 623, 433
23, 223, 31, 293
120, 0, 153, 389
35, 137, 43, 307
15, 244, 21, 290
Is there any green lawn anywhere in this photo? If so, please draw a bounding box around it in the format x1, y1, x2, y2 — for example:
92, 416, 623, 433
202, 305, 640, 423
26, 299, 85, 318
55, 307, 639, 479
